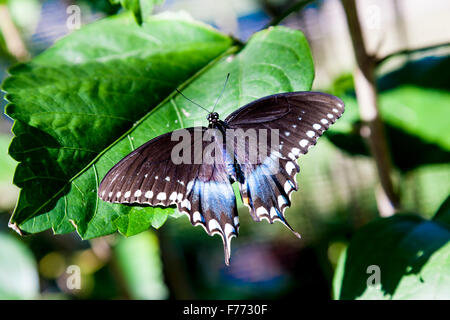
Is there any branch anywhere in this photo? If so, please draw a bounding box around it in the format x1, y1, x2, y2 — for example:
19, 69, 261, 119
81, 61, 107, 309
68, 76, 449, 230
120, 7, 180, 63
376, 42, 450, 65
341, 0, 400, 216
264, 0, 316, 28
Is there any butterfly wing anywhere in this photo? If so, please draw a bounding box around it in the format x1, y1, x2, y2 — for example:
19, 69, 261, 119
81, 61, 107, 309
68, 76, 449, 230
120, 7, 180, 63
225, 91, 344, 235
98, 127, 239, 264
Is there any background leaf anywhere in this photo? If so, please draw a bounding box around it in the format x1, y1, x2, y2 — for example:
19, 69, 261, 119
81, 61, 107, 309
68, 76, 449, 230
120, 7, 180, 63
0, 233, 39, 299
326, 55, 450, 172
333, 202, 450, 300
4, 14, 314, 240
0, 134, 16, 184
0, 134, 18, 212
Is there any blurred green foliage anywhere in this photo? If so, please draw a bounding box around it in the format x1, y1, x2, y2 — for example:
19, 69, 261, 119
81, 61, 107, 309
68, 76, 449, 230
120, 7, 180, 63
0, 134, 18, 213
334, 197, 450, 299
0, 134, 15, 184
115, 231, 168, 299
327, 55, 450, 172
0, 232, 39, 299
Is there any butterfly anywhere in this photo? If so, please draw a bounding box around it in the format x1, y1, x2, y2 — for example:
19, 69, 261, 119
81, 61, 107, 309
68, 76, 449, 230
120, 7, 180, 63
98, 75, 344, 265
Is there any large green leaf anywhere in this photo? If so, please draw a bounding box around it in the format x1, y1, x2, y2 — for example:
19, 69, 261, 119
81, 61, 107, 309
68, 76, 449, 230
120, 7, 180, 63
0, 232, 39, 299
3, 12, 233, 237
333, 203, 450, 299
3, 13, 314, 239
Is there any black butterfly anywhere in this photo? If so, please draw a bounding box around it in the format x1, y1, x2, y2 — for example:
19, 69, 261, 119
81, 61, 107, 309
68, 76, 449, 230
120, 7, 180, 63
98, 80, 344, 265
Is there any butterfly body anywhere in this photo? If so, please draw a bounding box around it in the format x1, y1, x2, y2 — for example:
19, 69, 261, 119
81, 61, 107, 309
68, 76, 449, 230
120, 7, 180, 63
99, 91, 344, 265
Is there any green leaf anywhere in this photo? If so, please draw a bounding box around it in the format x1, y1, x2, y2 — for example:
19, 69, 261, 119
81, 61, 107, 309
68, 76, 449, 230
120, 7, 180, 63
114, 230, 168, 299
3, 12, 233, 237
4, 13, 314, 240
110, 0, 164, 24
113, 206, 168, 236
333, 211, 450, 300
0, 232, 39, 299
327, 56, 450, 172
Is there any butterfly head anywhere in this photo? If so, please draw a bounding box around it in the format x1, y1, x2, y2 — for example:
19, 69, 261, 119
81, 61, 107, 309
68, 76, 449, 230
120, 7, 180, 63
207, 112, 220, 124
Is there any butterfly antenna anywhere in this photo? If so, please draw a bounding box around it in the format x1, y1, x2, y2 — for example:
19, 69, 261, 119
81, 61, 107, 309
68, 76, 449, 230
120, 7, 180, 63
175, 89, 211, 113
212, 73, 230, 113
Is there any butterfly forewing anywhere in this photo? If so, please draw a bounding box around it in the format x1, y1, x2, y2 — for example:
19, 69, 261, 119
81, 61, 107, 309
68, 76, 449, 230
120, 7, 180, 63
225, 92, 344, 235
99, 129, 193, 206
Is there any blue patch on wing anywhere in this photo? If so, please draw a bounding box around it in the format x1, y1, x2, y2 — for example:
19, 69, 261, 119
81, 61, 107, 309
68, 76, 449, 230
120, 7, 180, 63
238, 154, 301, 238
178, 178, 239, 265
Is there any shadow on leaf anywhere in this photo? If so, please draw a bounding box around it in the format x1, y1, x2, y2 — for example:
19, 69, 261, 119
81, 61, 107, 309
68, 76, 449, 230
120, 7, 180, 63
336, 212, 450, 299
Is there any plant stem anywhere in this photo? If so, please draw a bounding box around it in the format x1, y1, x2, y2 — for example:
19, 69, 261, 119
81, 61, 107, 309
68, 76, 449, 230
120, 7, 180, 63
341, 0, 400, 216
376, 42, 450, 65
156, 228, 195, 299
264, 0, 316, 28
0, 4, 29, 61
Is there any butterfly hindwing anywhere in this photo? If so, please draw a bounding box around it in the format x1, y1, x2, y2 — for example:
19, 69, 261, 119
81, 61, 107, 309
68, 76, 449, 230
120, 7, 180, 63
180, 161, 239, 264
226, 92, 344, 235
99, 127, 239, 264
